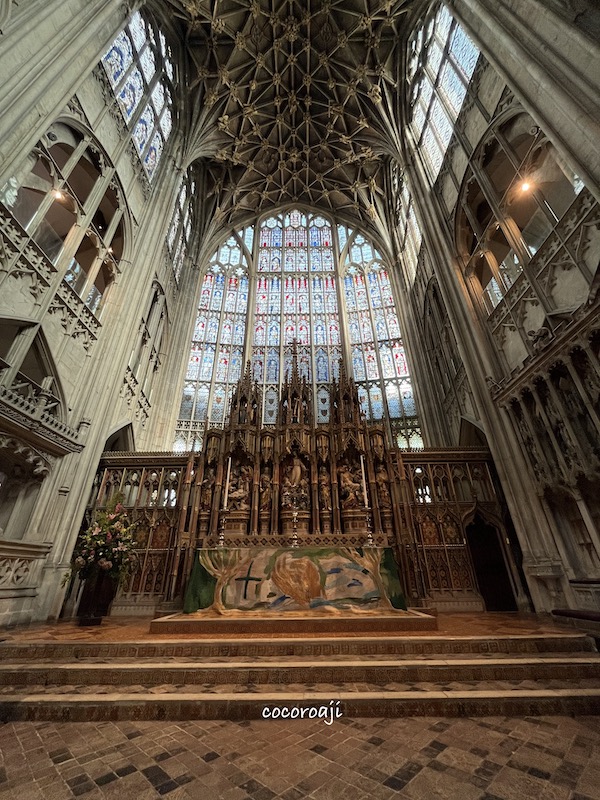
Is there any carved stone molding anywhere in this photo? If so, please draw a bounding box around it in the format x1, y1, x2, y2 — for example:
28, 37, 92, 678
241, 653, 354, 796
0, 386, 83, 457
0, 539, 53, 594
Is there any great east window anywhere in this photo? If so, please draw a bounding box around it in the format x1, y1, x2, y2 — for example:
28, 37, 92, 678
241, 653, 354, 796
174, 209, 422, 453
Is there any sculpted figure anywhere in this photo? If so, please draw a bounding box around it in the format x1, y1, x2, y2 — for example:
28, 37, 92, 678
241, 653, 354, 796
338, 464, 361, 509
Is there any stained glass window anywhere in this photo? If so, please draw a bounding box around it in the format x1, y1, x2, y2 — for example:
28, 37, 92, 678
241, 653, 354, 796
253, 211, 340, 425
341, 226, 423, 448
166, 173, 194, 281
175, 212, 421, 449
101, 11, 175, 180
174, 232, 251, 451
391, 164, 423, 286
407, 3, 479, 182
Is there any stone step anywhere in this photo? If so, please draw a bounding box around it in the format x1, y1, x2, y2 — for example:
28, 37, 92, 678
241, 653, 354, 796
1, 656, 599, 686
0, 633, 595, 660
1, 687, 600, 721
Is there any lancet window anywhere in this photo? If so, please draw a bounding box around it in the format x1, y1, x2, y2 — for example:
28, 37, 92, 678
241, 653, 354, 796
174, 231, 252, 451
102, 11, 174, 180
407, 3, 479, 183
175, 211, 420, 451
391, 164, 423, 286
166, 174, 194, 281
340, 229, 422, 449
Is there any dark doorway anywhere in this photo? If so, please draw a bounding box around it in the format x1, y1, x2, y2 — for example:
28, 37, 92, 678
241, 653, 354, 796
466, 516, 518, 611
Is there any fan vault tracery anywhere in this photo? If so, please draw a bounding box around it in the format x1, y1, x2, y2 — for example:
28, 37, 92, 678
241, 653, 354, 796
157, 0, 419, 241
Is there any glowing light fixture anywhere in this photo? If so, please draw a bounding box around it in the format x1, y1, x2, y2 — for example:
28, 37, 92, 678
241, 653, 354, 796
52, 189, 64, 200
520, 181, 531, 192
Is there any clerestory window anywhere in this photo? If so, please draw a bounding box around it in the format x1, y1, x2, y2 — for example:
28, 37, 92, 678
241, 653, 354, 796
102, 11, 174, 181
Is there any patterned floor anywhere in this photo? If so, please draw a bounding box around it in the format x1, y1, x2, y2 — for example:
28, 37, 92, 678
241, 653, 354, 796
1, 715, 600, 800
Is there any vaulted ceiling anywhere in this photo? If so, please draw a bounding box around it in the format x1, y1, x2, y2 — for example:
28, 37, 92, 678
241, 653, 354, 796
159, 0, 421, 244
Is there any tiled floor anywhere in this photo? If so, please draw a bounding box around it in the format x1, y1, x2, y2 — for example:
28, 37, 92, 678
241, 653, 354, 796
1, 715, 600, 799
0, 612, 580, 642
1, 613, 599, 797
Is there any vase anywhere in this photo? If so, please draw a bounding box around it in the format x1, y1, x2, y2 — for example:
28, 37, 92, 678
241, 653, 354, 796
76, 566, 118, 626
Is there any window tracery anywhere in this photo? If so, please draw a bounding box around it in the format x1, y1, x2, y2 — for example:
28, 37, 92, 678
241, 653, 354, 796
407, 3, 479, 183
174, 210, 421, 451
166, 174, 194, 281
174, 231, 251, 451
102, 11, 174, 180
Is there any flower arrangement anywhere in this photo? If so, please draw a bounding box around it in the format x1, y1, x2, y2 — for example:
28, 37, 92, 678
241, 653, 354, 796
67, 494, 138, 583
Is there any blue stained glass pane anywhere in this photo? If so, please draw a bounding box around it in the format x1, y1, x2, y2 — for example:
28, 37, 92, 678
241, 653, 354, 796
268, 321, 279, 345
440, 62, 466, 116
266, 350, 279, 382
144, 131, 163, 179
230, 349, 243, 382
210, 386, 226, 422
129, 12, 147, 51
316, 349, 328, 382
216, 351, 229, 382
349, 318, 360, 345
252, 354, 264, 382
370, 385, 384, 419
337, 225, 348, 250
117, 69, 143, 121
365, 348, 379, 380
221, 318, 233, 344
194, 386, 209, 420
450, 25, 479, 79
231, 320, 243, 344
368, 272, 382, 307
200, 348, 214, 379
387, 312, 401, 339
393, 343, 408, 375
206, 317, 218, 343
386, 384, 401, 418
254, 320, 266, 345
380, 345, 394, 378
352, 348, 366, 381
139, 45, 156, 81
133, 104, 155, 153
299, 349, 311, 380
401, 387, 416, 416
159, 106, 172, 139
179, 385, 194, 419
314, 319, 326, 345
375, 311, 387, 341
103, 31, 133, 86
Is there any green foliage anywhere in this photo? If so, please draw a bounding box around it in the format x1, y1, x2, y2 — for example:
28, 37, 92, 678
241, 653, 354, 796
66, 494, 138, 584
